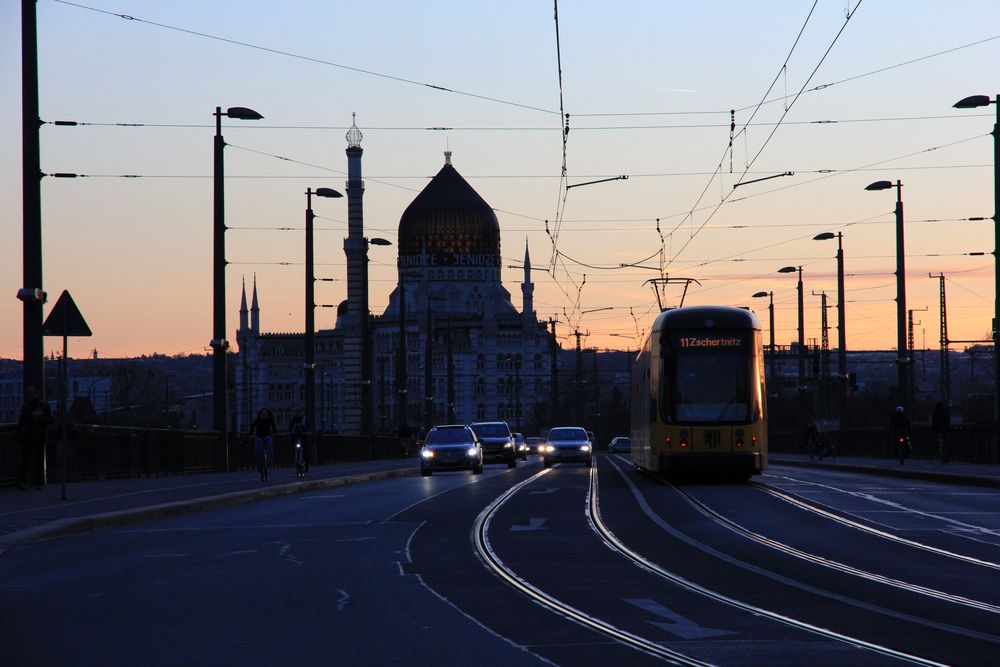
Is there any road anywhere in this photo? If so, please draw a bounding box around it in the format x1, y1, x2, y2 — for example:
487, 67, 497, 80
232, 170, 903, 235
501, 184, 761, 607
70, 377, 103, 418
2, 456, 998, 665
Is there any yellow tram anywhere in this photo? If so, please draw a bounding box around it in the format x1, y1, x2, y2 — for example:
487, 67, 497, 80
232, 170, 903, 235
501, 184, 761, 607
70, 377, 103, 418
631, 305, 767, 480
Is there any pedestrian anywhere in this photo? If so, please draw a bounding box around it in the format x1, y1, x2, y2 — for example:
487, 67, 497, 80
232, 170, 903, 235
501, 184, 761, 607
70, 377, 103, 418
803, 419, 818, 459
931, 401, 950, 464
249, 407, 276, 481
289, 407, 309, 473
17, 385, 53, 490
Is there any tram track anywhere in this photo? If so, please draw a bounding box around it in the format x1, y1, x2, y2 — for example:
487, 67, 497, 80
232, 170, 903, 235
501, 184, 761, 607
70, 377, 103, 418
594, 456, 969, 666
753, 475, 1000, 571
667, 481, 1000, 614
472, 467, 713, 666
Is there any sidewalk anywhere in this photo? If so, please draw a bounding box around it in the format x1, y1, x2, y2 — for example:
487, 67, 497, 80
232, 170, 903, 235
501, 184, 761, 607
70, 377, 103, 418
768, 453, 1000, 489
0, 459, 418, 548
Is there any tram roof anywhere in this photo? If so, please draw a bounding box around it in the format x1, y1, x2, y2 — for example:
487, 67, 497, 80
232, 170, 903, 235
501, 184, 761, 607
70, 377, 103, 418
651, 305, 761, 332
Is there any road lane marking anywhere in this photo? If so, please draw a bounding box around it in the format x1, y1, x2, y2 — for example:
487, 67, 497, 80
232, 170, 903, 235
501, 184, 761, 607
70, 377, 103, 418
626, 599, 733, 639
510, 517, 548, 531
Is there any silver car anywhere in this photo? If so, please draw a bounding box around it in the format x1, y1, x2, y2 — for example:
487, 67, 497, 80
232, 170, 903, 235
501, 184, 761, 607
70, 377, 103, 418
540, 426, 593, 468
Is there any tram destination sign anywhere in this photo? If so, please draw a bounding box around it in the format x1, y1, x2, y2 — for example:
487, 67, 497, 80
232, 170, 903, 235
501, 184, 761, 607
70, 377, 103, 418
678, 335, 743, 349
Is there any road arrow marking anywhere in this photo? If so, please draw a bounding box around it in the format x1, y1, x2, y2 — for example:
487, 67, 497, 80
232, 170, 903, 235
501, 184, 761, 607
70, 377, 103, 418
626, 598, 733, 639
511, 517, 548, 531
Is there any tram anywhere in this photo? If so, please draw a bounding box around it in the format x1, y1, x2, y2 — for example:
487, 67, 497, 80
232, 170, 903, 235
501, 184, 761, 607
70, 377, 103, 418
631, 305, 767, 480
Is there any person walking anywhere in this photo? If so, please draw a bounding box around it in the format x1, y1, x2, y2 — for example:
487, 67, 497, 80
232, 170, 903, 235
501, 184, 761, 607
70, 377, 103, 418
249, 407, 276, 481
931, 401, 950, 464
289, 407, 309, 474
17, 385, 53, 490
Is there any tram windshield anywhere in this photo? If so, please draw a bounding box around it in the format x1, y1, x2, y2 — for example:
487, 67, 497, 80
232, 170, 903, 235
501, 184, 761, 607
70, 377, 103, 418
660, 330, 759, 424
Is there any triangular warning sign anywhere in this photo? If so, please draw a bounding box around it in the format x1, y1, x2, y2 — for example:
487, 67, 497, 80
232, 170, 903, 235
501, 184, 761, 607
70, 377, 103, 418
43, 290, 92, 337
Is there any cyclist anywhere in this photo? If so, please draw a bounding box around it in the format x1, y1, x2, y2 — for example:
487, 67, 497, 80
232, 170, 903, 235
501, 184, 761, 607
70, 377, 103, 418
804, 420, 819, 459
889, 406, 911, 464
250, 407, 276, 481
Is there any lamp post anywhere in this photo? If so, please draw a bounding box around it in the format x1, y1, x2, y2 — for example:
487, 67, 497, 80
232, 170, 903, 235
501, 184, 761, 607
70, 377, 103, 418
814, 232, 848, 430
364, 237, 392, 437
304, 187, 342, 465
778, 266, 805, 425
213, 106, 262, 468
752, 291, 776, 382
865, 179, 908, 412
953, 94, 999, 426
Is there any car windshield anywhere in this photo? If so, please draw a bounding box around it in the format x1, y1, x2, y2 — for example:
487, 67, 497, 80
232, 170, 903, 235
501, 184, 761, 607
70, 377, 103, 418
616, 438, 631, 446
471, 423, 509, 438
425, 429, 473, 444
548, 428, 587, 441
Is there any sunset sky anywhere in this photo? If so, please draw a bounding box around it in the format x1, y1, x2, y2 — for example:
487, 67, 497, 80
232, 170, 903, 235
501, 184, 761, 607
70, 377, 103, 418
2, 1, 999, 359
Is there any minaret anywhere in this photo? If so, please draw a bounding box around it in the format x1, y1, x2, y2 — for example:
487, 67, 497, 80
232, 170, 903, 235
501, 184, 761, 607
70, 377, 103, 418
343, 114, 367, 434
522, 238, 535, 332
250, 274, 260, 333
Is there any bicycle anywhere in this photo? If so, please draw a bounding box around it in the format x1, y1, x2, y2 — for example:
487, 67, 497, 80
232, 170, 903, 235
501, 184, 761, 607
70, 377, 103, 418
895, 434, 912, 465
294, 439, 305, 477
255, 436, 272, 481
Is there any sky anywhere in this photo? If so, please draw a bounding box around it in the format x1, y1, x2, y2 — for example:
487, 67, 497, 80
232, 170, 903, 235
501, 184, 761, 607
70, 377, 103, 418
2, 0, 999, 359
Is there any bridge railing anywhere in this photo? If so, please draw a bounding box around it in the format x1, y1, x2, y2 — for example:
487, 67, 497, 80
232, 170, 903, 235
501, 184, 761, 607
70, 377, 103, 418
0, 423, 409, 485
768, 424, 999, 464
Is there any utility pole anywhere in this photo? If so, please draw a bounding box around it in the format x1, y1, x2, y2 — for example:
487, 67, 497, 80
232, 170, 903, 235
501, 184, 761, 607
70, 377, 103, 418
931, 273, 950, 407
549, 318, 558, 425
908, 306, 928, 409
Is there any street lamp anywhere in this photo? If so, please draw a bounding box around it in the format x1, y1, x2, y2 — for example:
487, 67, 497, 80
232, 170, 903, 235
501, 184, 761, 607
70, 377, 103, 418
213, 105, 262, 468
751, 291, 776, 382
953, 94, 999, 425
814, 231, 848, 430
305, 186, 342, 465
778, 265, 805, 425
364, 237, 392, 437
865, 179, 908, 412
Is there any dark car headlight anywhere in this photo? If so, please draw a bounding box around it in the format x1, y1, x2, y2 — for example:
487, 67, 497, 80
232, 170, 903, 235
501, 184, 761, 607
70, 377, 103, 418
421, 448, 434, 459
467, 447, 479, 457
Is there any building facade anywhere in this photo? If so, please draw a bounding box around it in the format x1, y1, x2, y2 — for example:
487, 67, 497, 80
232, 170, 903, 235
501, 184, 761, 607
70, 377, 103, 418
235, 123, 553, 437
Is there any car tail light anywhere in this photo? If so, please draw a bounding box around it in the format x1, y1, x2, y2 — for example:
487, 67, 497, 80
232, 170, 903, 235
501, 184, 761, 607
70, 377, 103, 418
735, 429, 744, 449
680, 429, 688, 449
666, 435, 672, 448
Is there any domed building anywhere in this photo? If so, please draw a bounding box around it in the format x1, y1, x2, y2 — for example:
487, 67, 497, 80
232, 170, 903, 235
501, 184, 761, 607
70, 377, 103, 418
235, 132, 553, 438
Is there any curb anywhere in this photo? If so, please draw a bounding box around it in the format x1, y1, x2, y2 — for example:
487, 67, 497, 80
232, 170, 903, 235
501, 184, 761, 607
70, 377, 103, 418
0, 466, 419, 548
769, 457, 1000, 489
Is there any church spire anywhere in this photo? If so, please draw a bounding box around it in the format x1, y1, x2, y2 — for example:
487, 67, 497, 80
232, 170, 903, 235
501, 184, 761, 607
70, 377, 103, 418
239, 276, 249, 332
250, 273, 260, 332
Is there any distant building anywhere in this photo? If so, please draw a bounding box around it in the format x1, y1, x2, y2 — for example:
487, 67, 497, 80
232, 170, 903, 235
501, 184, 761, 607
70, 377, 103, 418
235, 120, 554, 435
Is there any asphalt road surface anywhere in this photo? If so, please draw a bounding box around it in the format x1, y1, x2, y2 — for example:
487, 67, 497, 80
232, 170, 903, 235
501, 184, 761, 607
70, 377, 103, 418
2, 456, 998, 666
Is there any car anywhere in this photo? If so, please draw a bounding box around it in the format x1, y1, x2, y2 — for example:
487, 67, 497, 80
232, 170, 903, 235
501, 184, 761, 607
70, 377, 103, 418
470, 421, 517, 468
608, 436, 631, 453
525, 436, 543, 455
419, 425, 483, 476
512, 432, 528, 460
540, 426, 593, 468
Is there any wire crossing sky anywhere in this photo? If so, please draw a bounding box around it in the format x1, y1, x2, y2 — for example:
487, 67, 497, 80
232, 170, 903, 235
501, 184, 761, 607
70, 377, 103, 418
2, 0, 998, 358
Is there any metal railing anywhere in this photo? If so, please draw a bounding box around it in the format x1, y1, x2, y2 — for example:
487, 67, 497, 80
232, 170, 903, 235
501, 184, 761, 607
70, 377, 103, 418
0, 423, 408, 485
